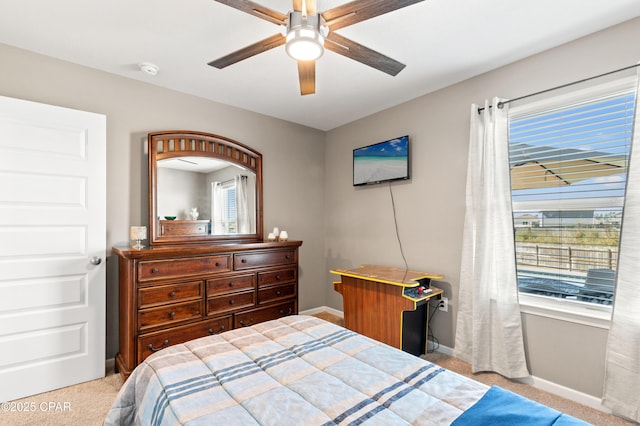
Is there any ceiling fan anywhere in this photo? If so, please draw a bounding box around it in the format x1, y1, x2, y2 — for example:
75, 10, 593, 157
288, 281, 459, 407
208, 0, 425, 95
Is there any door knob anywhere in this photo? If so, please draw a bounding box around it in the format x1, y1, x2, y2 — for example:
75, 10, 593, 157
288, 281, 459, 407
89, 257, 102, 265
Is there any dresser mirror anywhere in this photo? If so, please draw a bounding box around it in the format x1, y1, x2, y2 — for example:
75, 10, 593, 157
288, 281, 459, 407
148, 130, 263, 246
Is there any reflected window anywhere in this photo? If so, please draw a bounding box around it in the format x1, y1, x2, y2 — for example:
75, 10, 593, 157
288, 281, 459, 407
212, 180, 237, 234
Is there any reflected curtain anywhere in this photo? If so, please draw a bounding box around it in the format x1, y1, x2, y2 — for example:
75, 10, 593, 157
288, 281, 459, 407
454, 97, 530, 379
603, 74, 640, 422
211, 181, 225, 234
235, 175, 250, 234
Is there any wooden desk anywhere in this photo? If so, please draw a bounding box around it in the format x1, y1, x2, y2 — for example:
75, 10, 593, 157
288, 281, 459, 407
332, 264, 443, 356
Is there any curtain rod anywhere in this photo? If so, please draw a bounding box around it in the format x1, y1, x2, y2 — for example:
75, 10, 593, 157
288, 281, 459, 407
477, 62, 640, 113
215, 175, 247, 186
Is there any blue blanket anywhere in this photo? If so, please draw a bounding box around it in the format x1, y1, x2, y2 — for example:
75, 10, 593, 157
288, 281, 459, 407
452, 386, 589, 425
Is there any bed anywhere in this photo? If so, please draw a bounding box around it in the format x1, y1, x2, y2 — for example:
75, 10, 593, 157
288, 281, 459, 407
105, 315, 588, 425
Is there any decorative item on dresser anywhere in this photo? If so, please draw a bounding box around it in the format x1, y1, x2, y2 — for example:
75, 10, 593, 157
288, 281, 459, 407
113, 130, 302, 379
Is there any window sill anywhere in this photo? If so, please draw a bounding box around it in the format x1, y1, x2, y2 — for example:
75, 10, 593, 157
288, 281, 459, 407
519, 293, 612, 329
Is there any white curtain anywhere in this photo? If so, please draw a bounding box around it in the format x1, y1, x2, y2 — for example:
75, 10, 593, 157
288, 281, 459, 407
454, 98, 530, 379
602, 74, 640, 422
211, 181, 225, 234
235, 175, 251, 234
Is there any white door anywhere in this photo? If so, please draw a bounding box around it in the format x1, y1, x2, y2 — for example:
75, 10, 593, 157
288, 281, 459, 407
0, 96, 106, 402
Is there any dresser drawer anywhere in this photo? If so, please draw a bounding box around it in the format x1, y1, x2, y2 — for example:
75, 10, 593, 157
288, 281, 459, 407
234, 249, 296, 270
138, 300, 203, 330
138, 315, 232, 362
258, 283, 296, 305
137, 255, 231, 282
138, 280, 203, 308
258, 268, 297, 287
207, 274, 256, 296
234, 300, 297, 328
159, 220, 209, 237
206, 290, 256, 315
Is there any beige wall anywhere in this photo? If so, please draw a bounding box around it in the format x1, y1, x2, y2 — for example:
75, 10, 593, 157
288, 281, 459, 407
325, 17, 640, 398
0, 42, 326, 359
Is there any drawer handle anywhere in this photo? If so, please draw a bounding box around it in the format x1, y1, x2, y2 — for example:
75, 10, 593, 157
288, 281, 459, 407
229, 299, 235, 305
215, 262, 220, 267
208, 325, 225, 335
169, 312, 176, 319
241, 259, 247, 263
151, 268, 159, 273
276, 275, 281, 280
285, 255, 291, 260
169, 291, 176, 298
276, 290, 282, 296
228, 282, 235, 287
280, 308, 293, 316
239, 318, 254, 327
148, 339, 169, 352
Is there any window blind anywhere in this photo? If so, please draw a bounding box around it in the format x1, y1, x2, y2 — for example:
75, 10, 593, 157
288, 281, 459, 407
508, 81, 636, 305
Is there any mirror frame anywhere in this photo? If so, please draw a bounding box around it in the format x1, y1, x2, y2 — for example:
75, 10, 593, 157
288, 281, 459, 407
148, 130, 263, 246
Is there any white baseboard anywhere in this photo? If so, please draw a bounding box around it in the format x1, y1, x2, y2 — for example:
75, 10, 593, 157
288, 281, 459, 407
105, 357, 115, 374
300, 306, 344, 318
429, 345, 610, 414
528, 375, 611, 413
431, 343, 454, 356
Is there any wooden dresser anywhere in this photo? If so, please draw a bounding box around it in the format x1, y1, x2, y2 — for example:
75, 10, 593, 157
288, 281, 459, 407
113, 240, 302, 378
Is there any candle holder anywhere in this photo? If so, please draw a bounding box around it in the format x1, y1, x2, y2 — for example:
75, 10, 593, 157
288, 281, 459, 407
130, 226, 147, 250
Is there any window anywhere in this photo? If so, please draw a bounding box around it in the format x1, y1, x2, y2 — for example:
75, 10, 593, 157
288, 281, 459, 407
508, 78, 636, 306
212, 180, 237, 233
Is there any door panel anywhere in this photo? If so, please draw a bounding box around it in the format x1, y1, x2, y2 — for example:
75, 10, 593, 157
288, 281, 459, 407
0, 95, 106, 402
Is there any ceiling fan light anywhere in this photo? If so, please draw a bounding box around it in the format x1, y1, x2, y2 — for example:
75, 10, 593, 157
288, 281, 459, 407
286, 29, 324, 61
285, 11, 325, 61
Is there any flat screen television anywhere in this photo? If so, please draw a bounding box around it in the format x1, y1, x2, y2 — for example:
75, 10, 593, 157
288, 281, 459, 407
353, 135, 410, 186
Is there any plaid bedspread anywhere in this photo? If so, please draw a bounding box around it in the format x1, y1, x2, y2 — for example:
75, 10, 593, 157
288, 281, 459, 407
104, 315, 489, 425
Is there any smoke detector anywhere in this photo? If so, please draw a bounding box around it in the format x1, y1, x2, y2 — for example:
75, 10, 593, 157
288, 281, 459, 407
138, 62, 159, 76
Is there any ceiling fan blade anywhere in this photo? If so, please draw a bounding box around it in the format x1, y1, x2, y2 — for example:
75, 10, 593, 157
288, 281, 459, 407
214, 0, 287, 25
325, 32, 405, 76
322, 0, 424, 31
208, 33, 285, 68
297, 60, 316, 95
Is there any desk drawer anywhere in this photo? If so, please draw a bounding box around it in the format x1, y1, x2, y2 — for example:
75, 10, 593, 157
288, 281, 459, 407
207, 274, 256, 296
138, 255, 230, 282
138, 280, 203, 308
207, 290, 255, 315
258, 268, 296, 287
138, 316, 231, 362
138, 300, 202, 330
234, 249, 296, 270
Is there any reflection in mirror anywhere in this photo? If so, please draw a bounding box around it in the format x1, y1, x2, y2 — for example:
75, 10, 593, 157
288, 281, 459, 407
157, 157, 257, 235
148, 130, 263, 246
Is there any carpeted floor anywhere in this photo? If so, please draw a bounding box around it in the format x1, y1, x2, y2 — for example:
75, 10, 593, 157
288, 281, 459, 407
0, 312, 633, 425
0, 370, 123, 426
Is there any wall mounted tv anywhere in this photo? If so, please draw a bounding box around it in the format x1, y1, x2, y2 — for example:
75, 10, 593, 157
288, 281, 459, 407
353, 135, 410, 186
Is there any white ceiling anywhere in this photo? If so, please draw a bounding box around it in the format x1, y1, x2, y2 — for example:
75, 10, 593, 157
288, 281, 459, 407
1, 0, 639, 131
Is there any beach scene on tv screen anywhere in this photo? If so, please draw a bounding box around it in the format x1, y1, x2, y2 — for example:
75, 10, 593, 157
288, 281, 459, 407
354, 136, 408, 185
